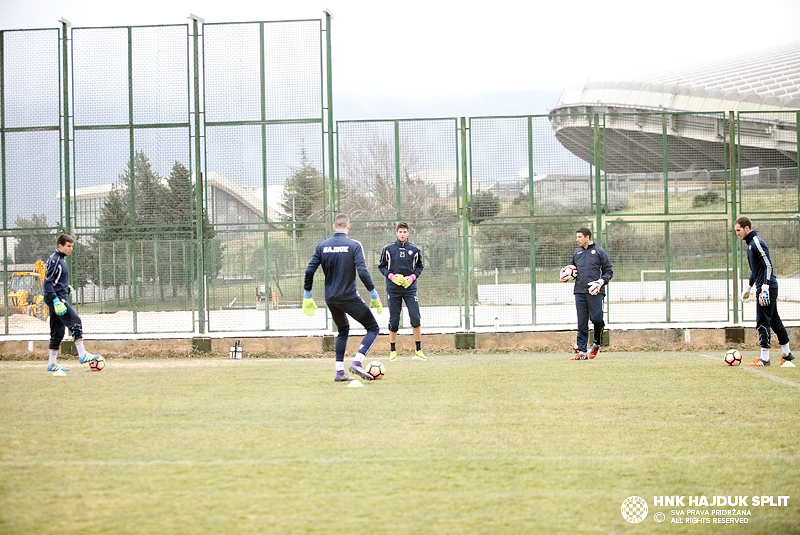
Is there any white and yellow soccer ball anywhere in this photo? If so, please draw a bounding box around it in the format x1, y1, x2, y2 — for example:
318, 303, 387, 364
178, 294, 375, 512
724, 349, 742, 366
89, 356, 106, 371
364, 360, 385, 379
559, 265, 578, 282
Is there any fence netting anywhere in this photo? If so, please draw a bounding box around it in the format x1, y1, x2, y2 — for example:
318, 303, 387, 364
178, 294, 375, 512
0, 22, 798, 336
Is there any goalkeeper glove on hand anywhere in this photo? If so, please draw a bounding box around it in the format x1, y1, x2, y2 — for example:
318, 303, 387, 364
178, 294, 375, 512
369, 289, 383, 314
53, 297, 67, 316
588, 279, 604, 296
400, 274, 417, 288
388, 273, 406, 287
759, 284, 770, 306
302, 298, 317, 317
302, 290, 317, 317
740, 285, 752, 302
68, 285, 75, 300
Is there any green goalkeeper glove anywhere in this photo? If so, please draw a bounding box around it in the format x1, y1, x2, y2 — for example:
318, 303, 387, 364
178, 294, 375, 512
53, 297, 67, 316
302, 290, 317, 317
400, 274, 416, 289
369, 289, 383, 314
388, 273, 407, 287
68, 285, 75, 300
302, 298, 317, 317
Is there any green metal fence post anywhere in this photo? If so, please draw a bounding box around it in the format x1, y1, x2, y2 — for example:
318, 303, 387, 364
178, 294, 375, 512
729, 111, 739, 324
61, 20, 71, 235
460, 117, 470, 330
394, 120, 401, 219
191, 16, 205, 334
325, 11, 336, 225
325, 12, 336, 333
593, 114, 602, 242
127, 26, 138, 333
527, 116, 536, 324
1, 30, 6, 334
665, 221, 671, 323
259, 22, 270, 330
662, 114, 669, 215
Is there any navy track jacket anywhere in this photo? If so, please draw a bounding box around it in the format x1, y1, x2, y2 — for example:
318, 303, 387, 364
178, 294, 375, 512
304, 232, 375, 302
744, 230, 776, 288
378, 239, 424, 295
571, 242, 613, 295
43, 250, 70, 304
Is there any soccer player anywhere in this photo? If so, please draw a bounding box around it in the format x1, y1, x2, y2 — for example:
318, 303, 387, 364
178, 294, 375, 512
303, 214, 383, 382
568, 228, 613, 360
734, 217, 794, 367
43, 234, 102, 372
378, 222, 425, 361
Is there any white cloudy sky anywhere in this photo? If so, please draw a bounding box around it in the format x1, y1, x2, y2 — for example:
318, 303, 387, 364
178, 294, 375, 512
2, 0, 799, 118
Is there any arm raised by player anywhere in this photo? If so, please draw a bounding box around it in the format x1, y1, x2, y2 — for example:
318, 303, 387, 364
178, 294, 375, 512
353, 241, 377, 294
304, 245, 322, 294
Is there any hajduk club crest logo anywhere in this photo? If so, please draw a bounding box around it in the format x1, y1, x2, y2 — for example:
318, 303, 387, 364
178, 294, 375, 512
621, 496, 648, 523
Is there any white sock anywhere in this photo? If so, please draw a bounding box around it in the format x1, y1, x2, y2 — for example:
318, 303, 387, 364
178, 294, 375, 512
760, 348, 770, 362
353, 353, 365, 366
48, 349, 59, 366
335, 362, 344, 372
75, 341, 86, 358
781, 343, 791, 356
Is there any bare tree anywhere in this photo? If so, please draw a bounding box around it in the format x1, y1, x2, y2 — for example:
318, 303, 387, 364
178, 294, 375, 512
337, 132, 439, 219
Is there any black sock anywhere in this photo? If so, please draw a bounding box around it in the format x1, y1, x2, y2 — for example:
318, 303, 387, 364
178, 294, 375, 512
415, 340, 421, 351
390, 343, 396, 352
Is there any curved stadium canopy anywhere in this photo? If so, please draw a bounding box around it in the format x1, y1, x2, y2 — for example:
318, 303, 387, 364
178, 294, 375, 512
549, 42, 800, 173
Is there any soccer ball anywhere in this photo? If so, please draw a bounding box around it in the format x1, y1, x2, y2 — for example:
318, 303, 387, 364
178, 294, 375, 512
724, 349, 742, 366
364, 360, 385, 379
89, 356, 105, 371
559, 265, 578, 282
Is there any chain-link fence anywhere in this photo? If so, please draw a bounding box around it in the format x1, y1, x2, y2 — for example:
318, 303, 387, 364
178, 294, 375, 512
0, 20, 798, 336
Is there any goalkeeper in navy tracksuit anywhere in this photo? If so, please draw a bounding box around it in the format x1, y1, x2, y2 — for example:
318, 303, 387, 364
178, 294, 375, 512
734, 216, 794, 367
378, 222, 425, 361
303, 214, 383, 382
569, 227, 613, 360
43, 233, 102, 372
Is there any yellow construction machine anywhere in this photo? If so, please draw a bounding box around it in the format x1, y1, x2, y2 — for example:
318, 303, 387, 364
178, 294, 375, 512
1, 260, 48, 320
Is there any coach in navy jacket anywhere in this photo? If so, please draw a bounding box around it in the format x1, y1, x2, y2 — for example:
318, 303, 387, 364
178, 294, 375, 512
570, 227, 613, 360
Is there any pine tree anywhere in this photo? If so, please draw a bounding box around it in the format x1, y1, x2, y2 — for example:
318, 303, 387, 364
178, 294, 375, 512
280, 148, 324, 237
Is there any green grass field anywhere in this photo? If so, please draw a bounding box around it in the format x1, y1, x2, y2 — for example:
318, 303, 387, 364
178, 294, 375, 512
1, 352, 798, 535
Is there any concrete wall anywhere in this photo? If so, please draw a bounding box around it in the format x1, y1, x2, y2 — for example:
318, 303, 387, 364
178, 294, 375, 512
3, 326, 799, 359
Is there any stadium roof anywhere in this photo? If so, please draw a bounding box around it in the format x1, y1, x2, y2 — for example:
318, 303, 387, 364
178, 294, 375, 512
549, 42, 800, 173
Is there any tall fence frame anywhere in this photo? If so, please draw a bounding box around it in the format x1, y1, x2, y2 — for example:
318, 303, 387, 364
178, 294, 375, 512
0, 17, 798, 338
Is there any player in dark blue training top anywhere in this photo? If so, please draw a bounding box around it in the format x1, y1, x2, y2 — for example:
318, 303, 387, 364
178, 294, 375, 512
378, 222, 425, 361
734, 216, 794, 367
569, 227, 613, 360
303, 213, 383, 382
43, 233, 103, 372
